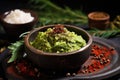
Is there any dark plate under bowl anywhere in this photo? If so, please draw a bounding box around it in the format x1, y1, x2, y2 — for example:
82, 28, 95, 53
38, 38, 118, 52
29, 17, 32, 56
59, 37, 120, 80
1, 37, 120, 80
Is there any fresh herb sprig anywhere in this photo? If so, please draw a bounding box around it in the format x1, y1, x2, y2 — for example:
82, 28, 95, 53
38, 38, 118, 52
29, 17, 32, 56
27, 0, 120, 38
28, 0, 88, 26
88, 15, 120, 38
111, 15, 120, 29
88, 28, 120, 38
7, 40, 24, 63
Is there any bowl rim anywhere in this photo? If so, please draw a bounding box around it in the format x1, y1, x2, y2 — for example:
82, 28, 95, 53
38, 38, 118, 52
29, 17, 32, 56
24, 24, 93, 56
0, 9, 38, 25
88, 11, 110, 20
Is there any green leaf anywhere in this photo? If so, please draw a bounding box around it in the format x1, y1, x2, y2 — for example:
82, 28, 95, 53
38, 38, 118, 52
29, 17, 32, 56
88, 29, 120, 38
7, 40, 24, 63
27, 0, 88, 26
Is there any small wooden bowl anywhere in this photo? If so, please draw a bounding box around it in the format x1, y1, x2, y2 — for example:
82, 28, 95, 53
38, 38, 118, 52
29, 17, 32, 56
24, 24, 93, 72
88, 11, 110, 29
0, 9, 38, 38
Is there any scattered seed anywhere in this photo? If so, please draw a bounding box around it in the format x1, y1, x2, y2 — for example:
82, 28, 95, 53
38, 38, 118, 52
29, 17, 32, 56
66, 73, 71, 76
14, 44, 114, 77
72, 73, 76, 76
78, 44, 112, 74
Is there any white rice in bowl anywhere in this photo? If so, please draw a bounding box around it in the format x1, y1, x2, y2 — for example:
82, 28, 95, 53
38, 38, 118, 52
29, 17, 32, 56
4, 9, 34, 24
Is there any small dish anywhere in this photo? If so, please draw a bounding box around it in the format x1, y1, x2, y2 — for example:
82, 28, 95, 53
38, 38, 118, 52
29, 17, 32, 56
0, 9, 38, 38
88, 11, 110, 29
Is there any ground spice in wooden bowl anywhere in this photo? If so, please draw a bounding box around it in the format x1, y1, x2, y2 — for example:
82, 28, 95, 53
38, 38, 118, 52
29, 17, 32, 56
88, 11, 110, 29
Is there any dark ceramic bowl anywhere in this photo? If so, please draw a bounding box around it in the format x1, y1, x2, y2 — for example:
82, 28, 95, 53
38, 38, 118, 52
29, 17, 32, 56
24, 24, 93, 72
0, 9, 38, 38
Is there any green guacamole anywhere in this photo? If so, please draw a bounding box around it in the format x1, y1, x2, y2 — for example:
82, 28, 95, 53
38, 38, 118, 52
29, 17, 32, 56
30, 26, 86, 53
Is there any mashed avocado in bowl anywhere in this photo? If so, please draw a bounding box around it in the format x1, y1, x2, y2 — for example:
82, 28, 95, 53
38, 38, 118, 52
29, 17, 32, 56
30, 25, 86, 53
24, 24, 92, 72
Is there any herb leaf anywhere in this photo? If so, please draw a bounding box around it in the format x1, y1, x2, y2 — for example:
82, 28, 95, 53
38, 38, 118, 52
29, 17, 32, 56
28, 0, 88, 26
7, 40, 24, 63
88, 29, 120, 38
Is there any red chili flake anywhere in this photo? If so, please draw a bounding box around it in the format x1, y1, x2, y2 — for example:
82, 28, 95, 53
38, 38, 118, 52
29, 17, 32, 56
14, 44, 115, 77
15, 60, 37, 77
29, 70, 35, 76
53, 24, 65, 34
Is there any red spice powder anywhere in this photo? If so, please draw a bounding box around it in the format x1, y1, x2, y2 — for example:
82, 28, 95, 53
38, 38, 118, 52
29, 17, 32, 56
53, 24, 65, 34
14, 44, 115, 77
78, 44, 114, 74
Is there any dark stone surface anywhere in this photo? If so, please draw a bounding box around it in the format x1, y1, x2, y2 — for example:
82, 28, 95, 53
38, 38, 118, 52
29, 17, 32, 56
0, 37, 120, 80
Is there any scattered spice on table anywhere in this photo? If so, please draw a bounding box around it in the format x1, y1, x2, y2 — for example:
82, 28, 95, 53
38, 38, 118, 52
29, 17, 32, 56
77, 44, 114, 74
13, 43, 115, 78
15, 60, 38, 77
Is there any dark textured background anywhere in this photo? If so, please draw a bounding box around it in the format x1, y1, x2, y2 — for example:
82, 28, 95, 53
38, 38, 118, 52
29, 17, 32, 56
0, 0, 120, 20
